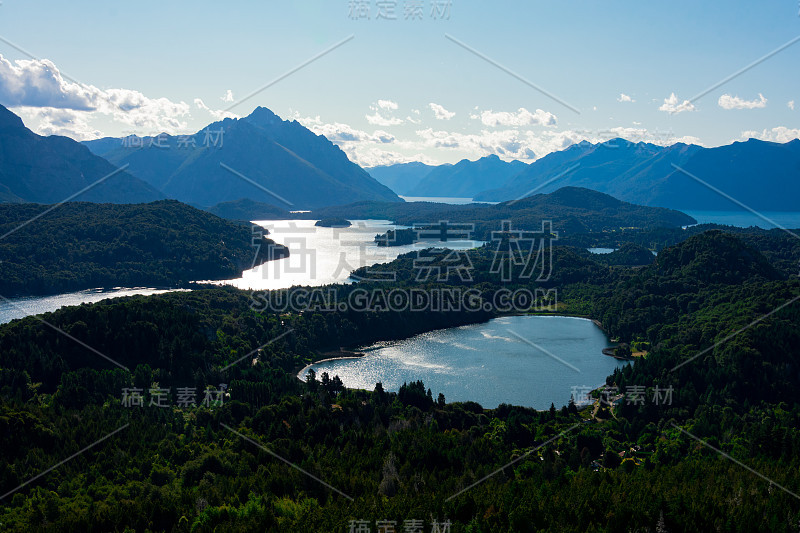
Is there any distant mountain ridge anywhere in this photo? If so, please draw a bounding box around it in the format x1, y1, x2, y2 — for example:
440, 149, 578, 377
475, 137, 800, 211
84, 107, 401, 209
367, 162, 437, 195
0, 104, 163, 204
407, 154, 528, 197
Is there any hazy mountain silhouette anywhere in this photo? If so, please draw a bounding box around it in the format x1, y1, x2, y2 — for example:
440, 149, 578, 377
0, 105, 163, 204
84, 107, 401, 209
367, 162, 437, 195
475, 138, 800, 211
407, 154, 528, 198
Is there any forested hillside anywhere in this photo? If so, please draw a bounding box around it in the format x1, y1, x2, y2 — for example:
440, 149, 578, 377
0, 201, 288, 296
1, 229, 799, 531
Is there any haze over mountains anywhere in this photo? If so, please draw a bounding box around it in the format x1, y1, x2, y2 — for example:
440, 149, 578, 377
474, 138, 800, 211
369, 137, 800, 212
1, 99, 796, 214
406, 155, 527, 197
0, 105, 163, 204
84, 107, 400, 209
367, 155, 526, 198
366, 162, 437, 196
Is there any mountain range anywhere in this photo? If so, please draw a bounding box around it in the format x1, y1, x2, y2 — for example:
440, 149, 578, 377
405, 154, 528, 197
366, 162, 437, 195
367, 155, 527, 198
474, 138, 800, 211
0, 104, 163, 204
84, 107, 400, 209
3, 99, 798, 214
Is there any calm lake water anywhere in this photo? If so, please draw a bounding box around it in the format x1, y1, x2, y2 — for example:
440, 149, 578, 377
9, 212, 793, 330
0, 287, 179, 324
400, 196, 495, 205
587, 247, 616, 254
214, 219, 484, 291
300, 315, 625, 409
2, 220, 483, 323
684, 210, 800, 229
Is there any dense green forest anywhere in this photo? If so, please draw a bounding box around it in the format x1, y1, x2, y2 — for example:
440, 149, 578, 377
1, 227, 800, 531
0, 201, 288, 297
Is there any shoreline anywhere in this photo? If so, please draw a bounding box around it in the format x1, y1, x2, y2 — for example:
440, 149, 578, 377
296, 313, 621, 381
297, 350, 367, 380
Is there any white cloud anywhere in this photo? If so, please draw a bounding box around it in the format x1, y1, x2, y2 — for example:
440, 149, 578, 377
428, 102, 455, 120
377, 99, 398, 111
410, 125, 701, 164
294, 112, 703, 167
298, 115, 373, 143
414, 127, 588, 161
294, 114, 411, 165
13, 107, 102, 141
475, 107, 557, 127
617, 93, 634, 103
415, 127, 533, 159
788, 100, 795, 111
718, 93, 767, 110
221, 89, 234, 103
739, 126, 800, 143
194, 98, 238, 121
0, 55, 96, 110
365, 112, 403, 126
659, 93, 695, 114
366, 100, 403, 126
0, 53, 196, 137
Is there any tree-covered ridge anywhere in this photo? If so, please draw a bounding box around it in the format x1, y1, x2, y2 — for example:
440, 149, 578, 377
0, 200, 288, 297
654, 230, 783, 283
206, 198, 290, 222
588, 243, 656, 266
1, 230, 799, 531
301, 186, 696, 240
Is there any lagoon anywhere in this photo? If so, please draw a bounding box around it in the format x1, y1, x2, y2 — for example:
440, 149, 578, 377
300, 315, 626, 409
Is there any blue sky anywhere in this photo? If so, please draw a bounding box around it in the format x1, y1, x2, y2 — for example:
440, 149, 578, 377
0, 0, 798, 165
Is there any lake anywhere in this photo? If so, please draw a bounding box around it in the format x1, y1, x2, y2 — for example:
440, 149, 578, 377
1, 219, 483, 323
213, 219, 484, 291
300, 315, 625, 409
400, 196, 498, 205
8, 211, 791, 327
0, 287, 180, 325
683, 210, 800, 229
587, 247, 616, 254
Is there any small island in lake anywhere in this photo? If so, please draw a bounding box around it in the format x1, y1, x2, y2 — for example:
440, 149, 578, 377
375, 228, 415, 246
315, 217, 352, 228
